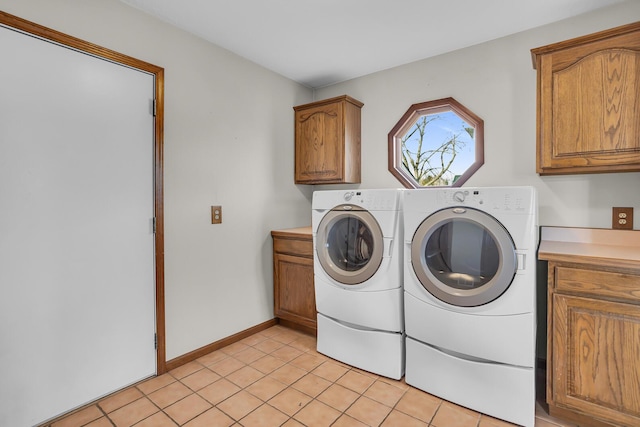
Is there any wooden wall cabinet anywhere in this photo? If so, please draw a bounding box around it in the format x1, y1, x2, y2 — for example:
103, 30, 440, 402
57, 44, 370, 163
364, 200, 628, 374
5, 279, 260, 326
531, 21, 640, 175
271, 227, 316, 334
294, 95, 363, 184
540, 228, 640, 427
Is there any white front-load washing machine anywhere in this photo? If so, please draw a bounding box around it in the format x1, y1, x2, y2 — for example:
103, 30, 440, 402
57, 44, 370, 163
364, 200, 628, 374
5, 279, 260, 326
403, 186, 537, 427
312, 189, 404, 379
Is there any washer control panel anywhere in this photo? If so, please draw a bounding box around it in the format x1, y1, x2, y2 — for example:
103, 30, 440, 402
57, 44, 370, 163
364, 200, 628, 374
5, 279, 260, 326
341, 190, 397, 210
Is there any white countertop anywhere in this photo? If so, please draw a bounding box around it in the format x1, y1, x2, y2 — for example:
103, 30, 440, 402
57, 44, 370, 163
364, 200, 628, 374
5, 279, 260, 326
538, 226, 640, 264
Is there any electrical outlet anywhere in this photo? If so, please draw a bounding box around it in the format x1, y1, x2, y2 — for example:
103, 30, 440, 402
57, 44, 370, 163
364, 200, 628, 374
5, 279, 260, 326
211, 205, 222, 224
612, 207, 633, 230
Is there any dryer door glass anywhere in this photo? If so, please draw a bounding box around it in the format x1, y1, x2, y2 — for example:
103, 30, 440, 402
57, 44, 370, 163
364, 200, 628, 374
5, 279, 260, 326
426, 220, 499, 289
411, 207, 517, 306
316, 206, 384, 285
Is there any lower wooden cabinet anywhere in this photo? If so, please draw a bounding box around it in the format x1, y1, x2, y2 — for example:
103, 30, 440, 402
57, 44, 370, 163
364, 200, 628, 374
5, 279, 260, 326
545, 261, 640, 427
271, 227, 316, 334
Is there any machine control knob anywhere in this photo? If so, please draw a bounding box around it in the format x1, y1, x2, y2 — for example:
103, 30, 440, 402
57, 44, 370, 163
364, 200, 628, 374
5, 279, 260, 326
453, 191, 467, 203
344, 191, 354, 201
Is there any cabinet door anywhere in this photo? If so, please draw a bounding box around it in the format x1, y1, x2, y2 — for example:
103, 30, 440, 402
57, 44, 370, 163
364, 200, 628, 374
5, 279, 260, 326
274, 252, 316, 329
552, 293, 640, 426
295, 101, 344, 183
535, 27, 640, 174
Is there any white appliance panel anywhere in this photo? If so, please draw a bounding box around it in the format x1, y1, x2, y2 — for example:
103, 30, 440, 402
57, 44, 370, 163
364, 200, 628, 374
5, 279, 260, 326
405, 292, 535, 367
406, 338, 535, 427
312, 189, 401, 213
317, 314, 404, 380
312, 189, 405, 379
315, 278, 403, 331
403, 187, 537, 249
402, 186, 537, 425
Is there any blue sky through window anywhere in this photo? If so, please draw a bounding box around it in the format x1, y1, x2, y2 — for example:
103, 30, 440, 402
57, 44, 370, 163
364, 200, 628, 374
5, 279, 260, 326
402, 110, 475, 184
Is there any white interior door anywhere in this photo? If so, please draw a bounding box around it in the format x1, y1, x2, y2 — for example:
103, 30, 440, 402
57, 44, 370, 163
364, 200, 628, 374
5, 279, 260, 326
0, 25, 156, 426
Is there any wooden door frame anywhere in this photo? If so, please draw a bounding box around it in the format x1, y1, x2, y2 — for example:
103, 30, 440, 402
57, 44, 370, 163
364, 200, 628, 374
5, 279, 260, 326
0, 11, 167, 374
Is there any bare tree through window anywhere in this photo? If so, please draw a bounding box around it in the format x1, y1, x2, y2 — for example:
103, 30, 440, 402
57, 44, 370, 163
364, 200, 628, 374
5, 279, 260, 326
388, 98, 484, 188
401, 112, 475, 186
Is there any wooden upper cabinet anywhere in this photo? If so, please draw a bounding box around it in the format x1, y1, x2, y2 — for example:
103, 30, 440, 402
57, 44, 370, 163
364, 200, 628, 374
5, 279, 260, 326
294, 95, 363, 184
531, 21, 640, 175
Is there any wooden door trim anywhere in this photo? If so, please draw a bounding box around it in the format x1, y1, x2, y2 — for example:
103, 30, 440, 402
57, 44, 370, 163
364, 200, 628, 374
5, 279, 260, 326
0, 10, 167, 374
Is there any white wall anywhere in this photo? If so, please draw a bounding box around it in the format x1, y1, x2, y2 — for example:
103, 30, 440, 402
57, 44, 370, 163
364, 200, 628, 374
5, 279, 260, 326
315, 0, 640, 230
0, 0, 313, 360
2, 0, 639, 367
313, 1, 640, 361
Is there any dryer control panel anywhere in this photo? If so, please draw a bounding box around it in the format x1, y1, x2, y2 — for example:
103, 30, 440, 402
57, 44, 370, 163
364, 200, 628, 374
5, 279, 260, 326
437, 187, 534, 215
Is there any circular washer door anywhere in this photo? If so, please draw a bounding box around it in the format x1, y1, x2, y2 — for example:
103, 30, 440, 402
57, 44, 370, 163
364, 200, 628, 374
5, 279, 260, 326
316, 204, 384, 285
411, 206, 517, 307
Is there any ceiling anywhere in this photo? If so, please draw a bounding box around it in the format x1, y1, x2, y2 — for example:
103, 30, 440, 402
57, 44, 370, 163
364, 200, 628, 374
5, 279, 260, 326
121, 0, 625, 88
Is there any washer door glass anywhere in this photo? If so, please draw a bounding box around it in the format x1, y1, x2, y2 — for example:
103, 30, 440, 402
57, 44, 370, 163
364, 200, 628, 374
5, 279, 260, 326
316, 205, 384, 285
411, 207, 517, 306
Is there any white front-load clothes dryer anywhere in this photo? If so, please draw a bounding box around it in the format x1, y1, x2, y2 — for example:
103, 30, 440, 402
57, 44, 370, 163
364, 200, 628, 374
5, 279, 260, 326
403, 186, 538, 427
312, 189, 404, 379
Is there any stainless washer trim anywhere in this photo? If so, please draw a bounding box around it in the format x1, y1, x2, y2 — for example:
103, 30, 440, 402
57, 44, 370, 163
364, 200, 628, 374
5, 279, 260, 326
411, 207, 517, 306
316, 205, 384, 285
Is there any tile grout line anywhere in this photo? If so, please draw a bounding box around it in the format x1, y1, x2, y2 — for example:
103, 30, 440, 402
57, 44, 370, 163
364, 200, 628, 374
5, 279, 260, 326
240, 332, 348, 425
259, 333, 416, 427
94, 403, 116, 427
49, 326, 563, 427
189, 332, 313, 424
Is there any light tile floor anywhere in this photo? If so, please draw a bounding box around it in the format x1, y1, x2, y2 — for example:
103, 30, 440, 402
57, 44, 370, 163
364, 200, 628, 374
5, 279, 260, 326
44, 325, 578, 427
